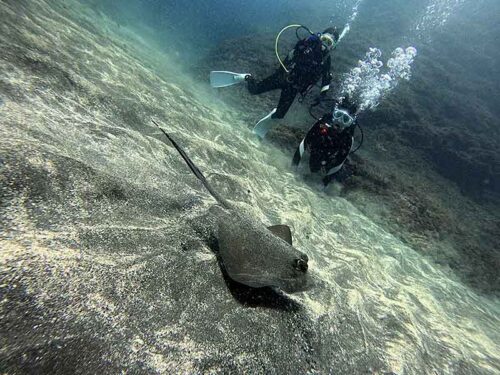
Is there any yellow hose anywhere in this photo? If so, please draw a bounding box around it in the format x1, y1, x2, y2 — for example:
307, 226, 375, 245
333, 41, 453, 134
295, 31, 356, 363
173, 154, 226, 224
275, 24, 303, 73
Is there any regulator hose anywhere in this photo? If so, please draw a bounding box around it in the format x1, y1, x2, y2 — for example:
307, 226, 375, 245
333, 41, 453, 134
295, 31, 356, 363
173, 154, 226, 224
350, 122, 364, 154
275, 24, 313, 73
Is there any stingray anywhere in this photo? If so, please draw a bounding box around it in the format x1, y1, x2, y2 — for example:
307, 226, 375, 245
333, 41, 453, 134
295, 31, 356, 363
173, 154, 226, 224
153, 120, 310, 293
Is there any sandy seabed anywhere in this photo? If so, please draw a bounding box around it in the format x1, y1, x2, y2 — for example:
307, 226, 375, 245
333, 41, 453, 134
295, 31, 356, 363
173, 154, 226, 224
1, 1, 499, 373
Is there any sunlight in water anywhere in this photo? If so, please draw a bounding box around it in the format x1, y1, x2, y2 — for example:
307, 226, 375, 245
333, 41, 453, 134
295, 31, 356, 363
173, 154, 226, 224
414, 0, 467, 37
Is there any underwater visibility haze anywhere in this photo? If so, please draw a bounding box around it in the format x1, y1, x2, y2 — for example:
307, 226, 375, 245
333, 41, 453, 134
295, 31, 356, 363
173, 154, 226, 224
1, 0, 499, 373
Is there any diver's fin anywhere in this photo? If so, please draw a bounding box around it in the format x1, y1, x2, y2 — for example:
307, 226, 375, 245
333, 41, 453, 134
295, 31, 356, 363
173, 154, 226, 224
253, 108, 278, 139
267, 225, 293, 245
210, 71, 249, 88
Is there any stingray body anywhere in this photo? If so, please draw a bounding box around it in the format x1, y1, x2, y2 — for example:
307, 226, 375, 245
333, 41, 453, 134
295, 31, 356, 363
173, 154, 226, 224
153, 121, 310, 293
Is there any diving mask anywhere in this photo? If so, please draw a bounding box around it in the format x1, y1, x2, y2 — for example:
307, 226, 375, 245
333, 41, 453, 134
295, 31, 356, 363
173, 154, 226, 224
320, 33, 336, 49
333, 109, 354, 128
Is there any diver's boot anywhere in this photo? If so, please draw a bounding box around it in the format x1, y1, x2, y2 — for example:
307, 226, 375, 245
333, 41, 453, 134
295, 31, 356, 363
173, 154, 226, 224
253, 109, 280, 139
245, 74, 259, 93
210, 71, 251, 88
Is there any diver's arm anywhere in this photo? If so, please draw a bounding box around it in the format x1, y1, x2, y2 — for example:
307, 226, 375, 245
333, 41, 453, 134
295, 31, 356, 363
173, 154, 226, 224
283, 48, 295, 66
320, 55, 332, 95
323, 134, 354, 187
324, 132, 353, 177
332, 134, 353, 166
283, 39, 303, 68
322, 149, 348, 187
279, 48, 295, 73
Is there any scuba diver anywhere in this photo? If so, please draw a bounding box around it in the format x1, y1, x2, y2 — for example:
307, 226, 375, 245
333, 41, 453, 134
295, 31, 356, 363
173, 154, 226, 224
292, 98, 361, 187
210, 25, 340, 138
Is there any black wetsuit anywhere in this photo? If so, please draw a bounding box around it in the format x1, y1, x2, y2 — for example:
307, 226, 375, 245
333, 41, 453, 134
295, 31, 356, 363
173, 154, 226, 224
247, 35, 332, 119
292, 112, 355, 186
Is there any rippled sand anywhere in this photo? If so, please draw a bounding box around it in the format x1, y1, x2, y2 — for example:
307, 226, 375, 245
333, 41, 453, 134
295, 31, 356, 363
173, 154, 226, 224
1, 1, 499, 373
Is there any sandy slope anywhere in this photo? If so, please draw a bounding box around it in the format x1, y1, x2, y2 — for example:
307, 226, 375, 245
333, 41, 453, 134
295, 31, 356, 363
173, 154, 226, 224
1, 1, 499, 373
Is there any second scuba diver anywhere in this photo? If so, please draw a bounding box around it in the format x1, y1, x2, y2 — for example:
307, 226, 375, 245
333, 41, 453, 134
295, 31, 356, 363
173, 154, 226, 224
210, 26, 340, 138
292, 98, 361, 187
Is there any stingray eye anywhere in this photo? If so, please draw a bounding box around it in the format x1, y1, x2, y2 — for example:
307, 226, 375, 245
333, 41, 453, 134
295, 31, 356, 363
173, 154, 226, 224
293, 256, 308, 272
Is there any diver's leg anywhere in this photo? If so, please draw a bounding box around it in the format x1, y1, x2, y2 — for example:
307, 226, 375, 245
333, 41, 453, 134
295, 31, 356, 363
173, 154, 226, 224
323, 163, 353, 187
322, 173, 335, 187
273, 85, 298, 119
292, 147, 301, 167
247, 71, 281, 95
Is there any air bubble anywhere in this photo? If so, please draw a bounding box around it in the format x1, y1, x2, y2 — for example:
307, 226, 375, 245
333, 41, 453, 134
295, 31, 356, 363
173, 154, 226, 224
341, 46, 417, 111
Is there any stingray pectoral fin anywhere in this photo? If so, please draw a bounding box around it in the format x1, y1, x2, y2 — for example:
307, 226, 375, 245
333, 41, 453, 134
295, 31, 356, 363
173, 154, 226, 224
267, 225, 293, 245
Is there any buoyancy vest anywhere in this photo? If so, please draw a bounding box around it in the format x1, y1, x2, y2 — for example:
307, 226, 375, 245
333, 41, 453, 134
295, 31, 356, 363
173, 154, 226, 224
287, 35, 328, 92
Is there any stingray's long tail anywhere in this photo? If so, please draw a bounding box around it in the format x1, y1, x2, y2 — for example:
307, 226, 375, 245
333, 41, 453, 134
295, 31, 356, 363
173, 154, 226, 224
153, 120, 230, 209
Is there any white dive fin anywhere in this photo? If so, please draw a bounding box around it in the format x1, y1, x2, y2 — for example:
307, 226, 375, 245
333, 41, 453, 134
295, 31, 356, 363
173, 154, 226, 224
253, 109, 279, 139
210, 71, 249, 88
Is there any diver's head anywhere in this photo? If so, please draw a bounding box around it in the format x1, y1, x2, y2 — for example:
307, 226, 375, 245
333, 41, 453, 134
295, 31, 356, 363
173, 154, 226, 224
321, 27, 339, 51
332, 108, 355, 131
